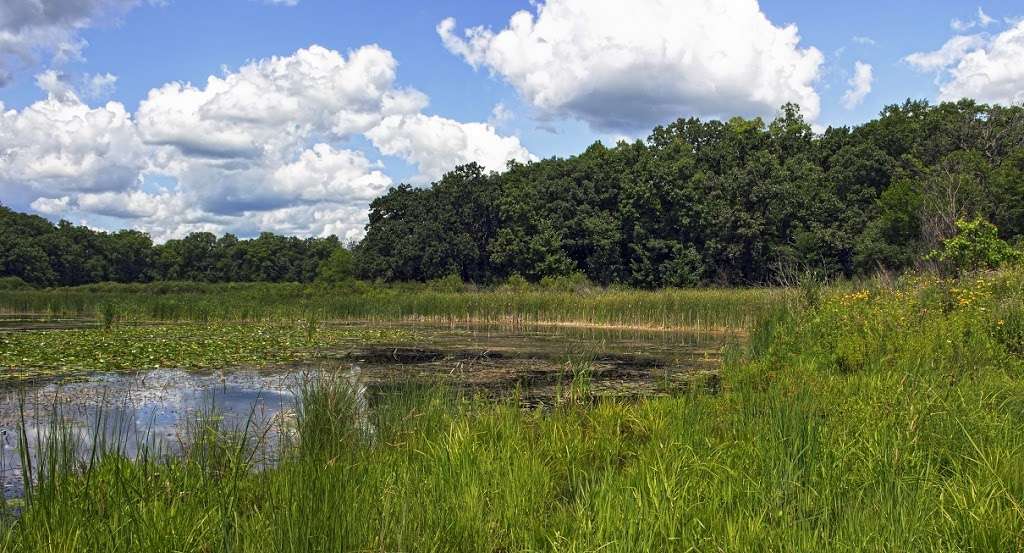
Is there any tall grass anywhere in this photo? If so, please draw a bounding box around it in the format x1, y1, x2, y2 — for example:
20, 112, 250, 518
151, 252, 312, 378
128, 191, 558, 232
3, 269, 1024, 551
0, 281, 784, 331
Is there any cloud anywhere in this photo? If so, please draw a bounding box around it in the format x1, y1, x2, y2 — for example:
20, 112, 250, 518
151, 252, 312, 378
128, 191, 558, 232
269, 144, 392, 203
4, 44, 533, 242
135, 45, 424, 161
85, 72, 117, 98
33, 69, 76, 100
978, 8, 997, 27
951, 7, 997, 32
366, 114, 534, 181
906, 20, 1024, 105
437, 0, 824, 131
134, 44, 521, 211
29, 195, 71, 215
76, 189, 173, 218
841, 61, 873, 109
905, 34, 987, 72
489, 102, 512, 126
0, 76, 146, 194
951, 18, 973, 32
0, 0, 140, 85
852, 36, 876, 46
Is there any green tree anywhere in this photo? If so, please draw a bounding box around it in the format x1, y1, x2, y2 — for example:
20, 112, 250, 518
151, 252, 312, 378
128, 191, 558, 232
316, 248, 355, 284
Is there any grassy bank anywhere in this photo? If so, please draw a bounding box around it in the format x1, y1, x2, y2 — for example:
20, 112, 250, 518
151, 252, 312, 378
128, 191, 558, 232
0, 281, 785, 331
2, 268, 1023, 551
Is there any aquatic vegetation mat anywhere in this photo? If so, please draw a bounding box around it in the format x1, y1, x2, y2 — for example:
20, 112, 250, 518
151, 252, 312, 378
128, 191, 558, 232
0, 324, 418, 382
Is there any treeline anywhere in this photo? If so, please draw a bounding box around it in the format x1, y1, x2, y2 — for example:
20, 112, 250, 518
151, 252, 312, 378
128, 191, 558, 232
0, 206, 346, 286
3, 99, 1023, 288
356, 100, 1024, 286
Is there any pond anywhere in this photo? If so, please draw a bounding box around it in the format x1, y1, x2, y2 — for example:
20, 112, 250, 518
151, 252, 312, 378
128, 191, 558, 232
0, 320, 736, 501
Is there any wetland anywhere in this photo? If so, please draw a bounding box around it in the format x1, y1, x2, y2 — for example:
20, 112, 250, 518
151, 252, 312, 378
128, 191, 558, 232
0, 275, 1022, 552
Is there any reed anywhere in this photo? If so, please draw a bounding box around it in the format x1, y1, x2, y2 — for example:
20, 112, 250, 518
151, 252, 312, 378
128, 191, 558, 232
0, 281, 786, 331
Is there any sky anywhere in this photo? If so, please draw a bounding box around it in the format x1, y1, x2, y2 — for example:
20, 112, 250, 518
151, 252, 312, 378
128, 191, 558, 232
1, 0, 1023, 242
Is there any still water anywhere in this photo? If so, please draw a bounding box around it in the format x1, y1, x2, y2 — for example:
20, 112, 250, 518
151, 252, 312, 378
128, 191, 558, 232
0, 320, 734, 500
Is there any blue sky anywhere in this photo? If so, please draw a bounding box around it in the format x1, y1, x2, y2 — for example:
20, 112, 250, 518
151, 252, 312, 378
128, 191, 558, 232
1, 0, 1023, 240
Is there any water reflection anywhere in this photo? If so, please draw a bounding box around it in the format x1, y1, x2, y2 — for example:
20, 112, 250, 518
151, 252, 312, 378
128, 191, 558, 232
0, 370, 302, 500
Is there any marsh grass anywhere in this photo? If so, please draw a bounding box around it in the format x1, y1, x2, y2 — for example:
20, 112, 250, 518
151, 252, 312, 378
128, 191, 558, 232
2, 269, 1024, 551
0, 281, 785, 331
98, 303, 116, 331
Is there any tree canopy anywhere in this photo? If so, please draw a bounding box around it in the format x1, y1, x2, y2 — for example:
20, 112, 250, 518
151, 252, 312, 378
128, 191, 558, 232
3, 99, 1023, 288
0, 206, 343, 287
356, 100, 1024, 286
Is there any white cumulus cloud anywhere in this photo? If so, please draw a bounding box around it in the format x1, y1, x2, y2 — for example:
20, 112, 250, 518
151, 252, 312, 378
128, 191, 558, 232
366, 114, 534, 182
841, 61, 873, 110
135, 45, 425, 161
269, 144, 392, 203
905, 35, 988, 72
3, 44, 533, 242
906, 20, 1024, 105
0, 80, 146, 193
29, 195, 71, 215
437, 0, 824, 131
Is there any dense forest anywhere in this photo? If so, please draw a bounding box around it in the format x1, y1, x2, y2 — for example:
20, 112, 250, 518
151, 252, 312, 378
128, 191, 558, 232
2, 99, 1023, 288
0, 206, 346, 286
357, 100, 1024, 286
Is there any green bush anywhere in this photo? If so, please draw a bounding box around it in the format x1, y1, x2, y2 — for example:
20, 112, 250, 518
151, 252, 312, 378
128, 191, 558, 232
499, 273, 530, 292
427, 273, 466, 293
538, 272, 594, 293
928, 218, 1023, 273
0, 276, 30, 290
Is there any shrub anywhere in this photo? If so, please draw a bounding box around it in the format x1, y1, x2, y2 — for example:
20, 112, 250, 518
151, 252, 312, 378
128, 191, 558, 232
927, 218, 1023, 273
427, 273, 465, 293
0, 276, 30, 290
499, 273, 530, 292
539, 272, 594, 293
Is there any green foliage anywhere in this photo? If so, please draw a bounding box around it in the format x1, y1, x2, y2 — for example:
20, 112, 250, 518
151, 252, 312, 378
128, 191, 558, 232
992, 297, 1024, 356
500, 273, 530, 291
990, 148, 1024, 237
928, 218, 1023, 272
354, 164, 501, 283
98, 302, 117, 330
0, 204, 341, 286
426, 273, 466, 293
356, 100, 1024, 286
0, 281, 782, 331
538, 271, 593, 293
0, 276, 29, 290
315, 248, 355, 284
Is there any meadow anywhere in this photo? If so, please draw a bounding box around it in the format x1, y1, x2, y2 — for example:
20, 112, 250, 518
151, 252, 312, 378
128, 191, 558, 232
0, 269, 1023, 551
